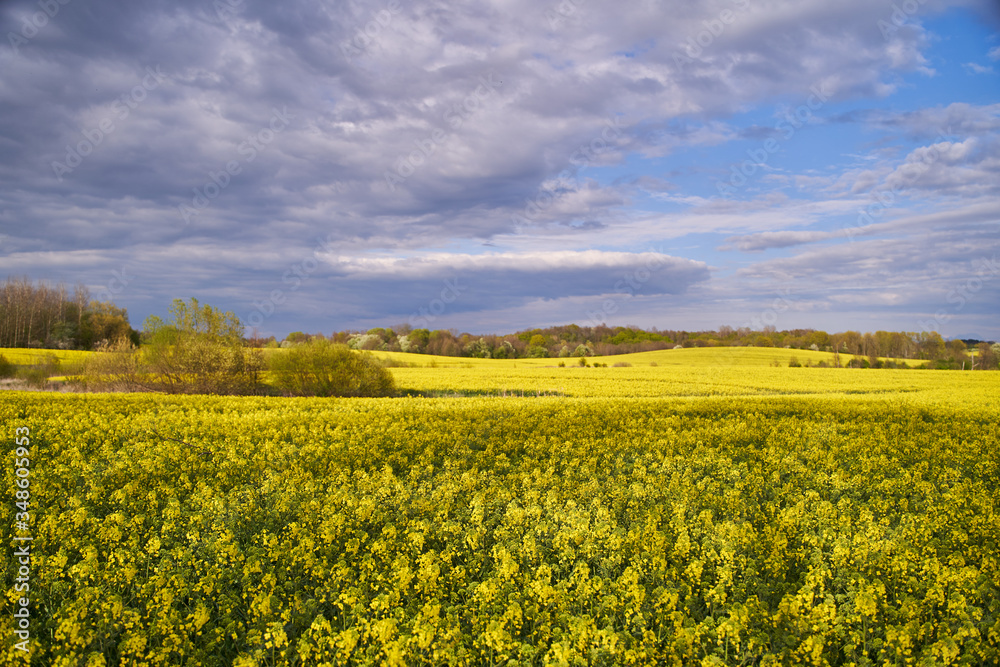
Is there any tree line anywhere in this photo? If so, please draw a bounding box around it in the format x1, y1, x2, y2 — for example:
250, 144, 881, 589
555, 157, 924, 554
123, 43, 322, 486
3, 277, 997, 379
270, 324, 999, 370
0, 277, 137, 349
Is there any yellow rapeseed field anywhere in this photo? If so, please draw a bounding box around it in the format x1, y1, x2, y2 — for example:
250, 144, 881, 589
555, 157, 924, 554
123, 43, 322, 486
2, 348, 998, 665
0, 347, 90, 366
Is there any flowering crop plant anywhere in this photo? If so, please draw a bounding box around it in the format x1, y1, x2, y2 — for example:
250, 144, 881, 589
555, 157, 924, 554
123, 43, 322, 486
2, 359, 999, 665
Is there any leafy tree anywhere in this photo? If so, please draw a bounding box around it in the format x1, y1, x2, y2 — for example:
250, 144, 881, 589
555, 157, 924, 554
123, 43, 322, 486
367, 327, 396, 345
48, 320, 78, 349
918, 332, 946, 360
491, 340, 516, 359
79, 301, 138, 349
560, 325, 580, 342
142, 298, 262, 395
348, 333, 385, 350
975, 342, 998, 370
408, 328, 430, 353
947, 339, 969, 364
268, 340, 396, 397
426, 330, 461, 356
836, 330, 863, 355
464, 337, 492, 358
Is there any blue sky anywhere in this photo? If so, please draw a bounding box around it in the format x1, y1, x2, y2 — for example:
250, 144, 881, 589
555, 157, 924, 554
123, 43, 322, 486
1, 0, 998, 339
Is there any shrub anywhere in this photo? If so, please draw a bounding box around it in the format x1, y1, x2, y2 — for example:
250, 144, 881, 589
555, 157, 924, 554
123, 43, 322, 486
17, 352, 60, 388
0, 354, 15, 379
612, 362, 631, 367
269, 341, 396, 397
77, 337, 142, 392
377, 356, 412, 368
143, 298, 264, 395
788, 356, 801, 368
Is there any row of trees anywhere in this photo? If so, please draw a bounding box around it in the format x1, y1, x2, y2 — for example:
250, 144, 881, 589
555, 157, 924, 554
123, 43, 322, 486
4, 277, 996, 375
0, 277, 137, 349
267, 324, 998, 369
5, 275, 990, 363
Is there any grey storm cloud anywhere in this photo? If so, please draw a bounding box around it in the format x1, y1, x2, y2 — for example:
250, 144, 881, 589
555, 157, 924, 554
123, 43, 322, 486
319, 251, 711, 319
1, 0, 956, 247
1, 0, 996, 335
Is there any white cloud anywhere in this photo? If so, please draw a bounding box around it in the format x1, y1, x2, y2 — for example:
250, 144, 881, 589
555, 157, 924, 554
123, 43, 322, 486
963, 62, 994, 74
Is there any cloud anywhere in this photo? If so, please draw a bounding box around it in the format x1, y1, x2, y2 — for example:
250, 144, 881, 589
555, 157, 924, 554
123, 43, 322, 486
735, 222, 1000, 295
963, 62, 994, 74
321, 250, 711, 317
1, 0, 974, 253
720, 230, 835, 252
0, 0, 997, 337
883, 137, 1000, 198
830, 103, 1000, 139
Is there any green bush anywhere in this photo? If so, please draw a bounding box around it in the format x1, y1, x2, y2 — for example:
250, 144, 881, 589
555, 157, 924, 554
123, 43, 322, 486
0, 354, 15, 379
376, 356, 412, 368
269, 340, 396, 397
76, 337, 143, 392
17, 352, 60, 388
142, 298, 263, 395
